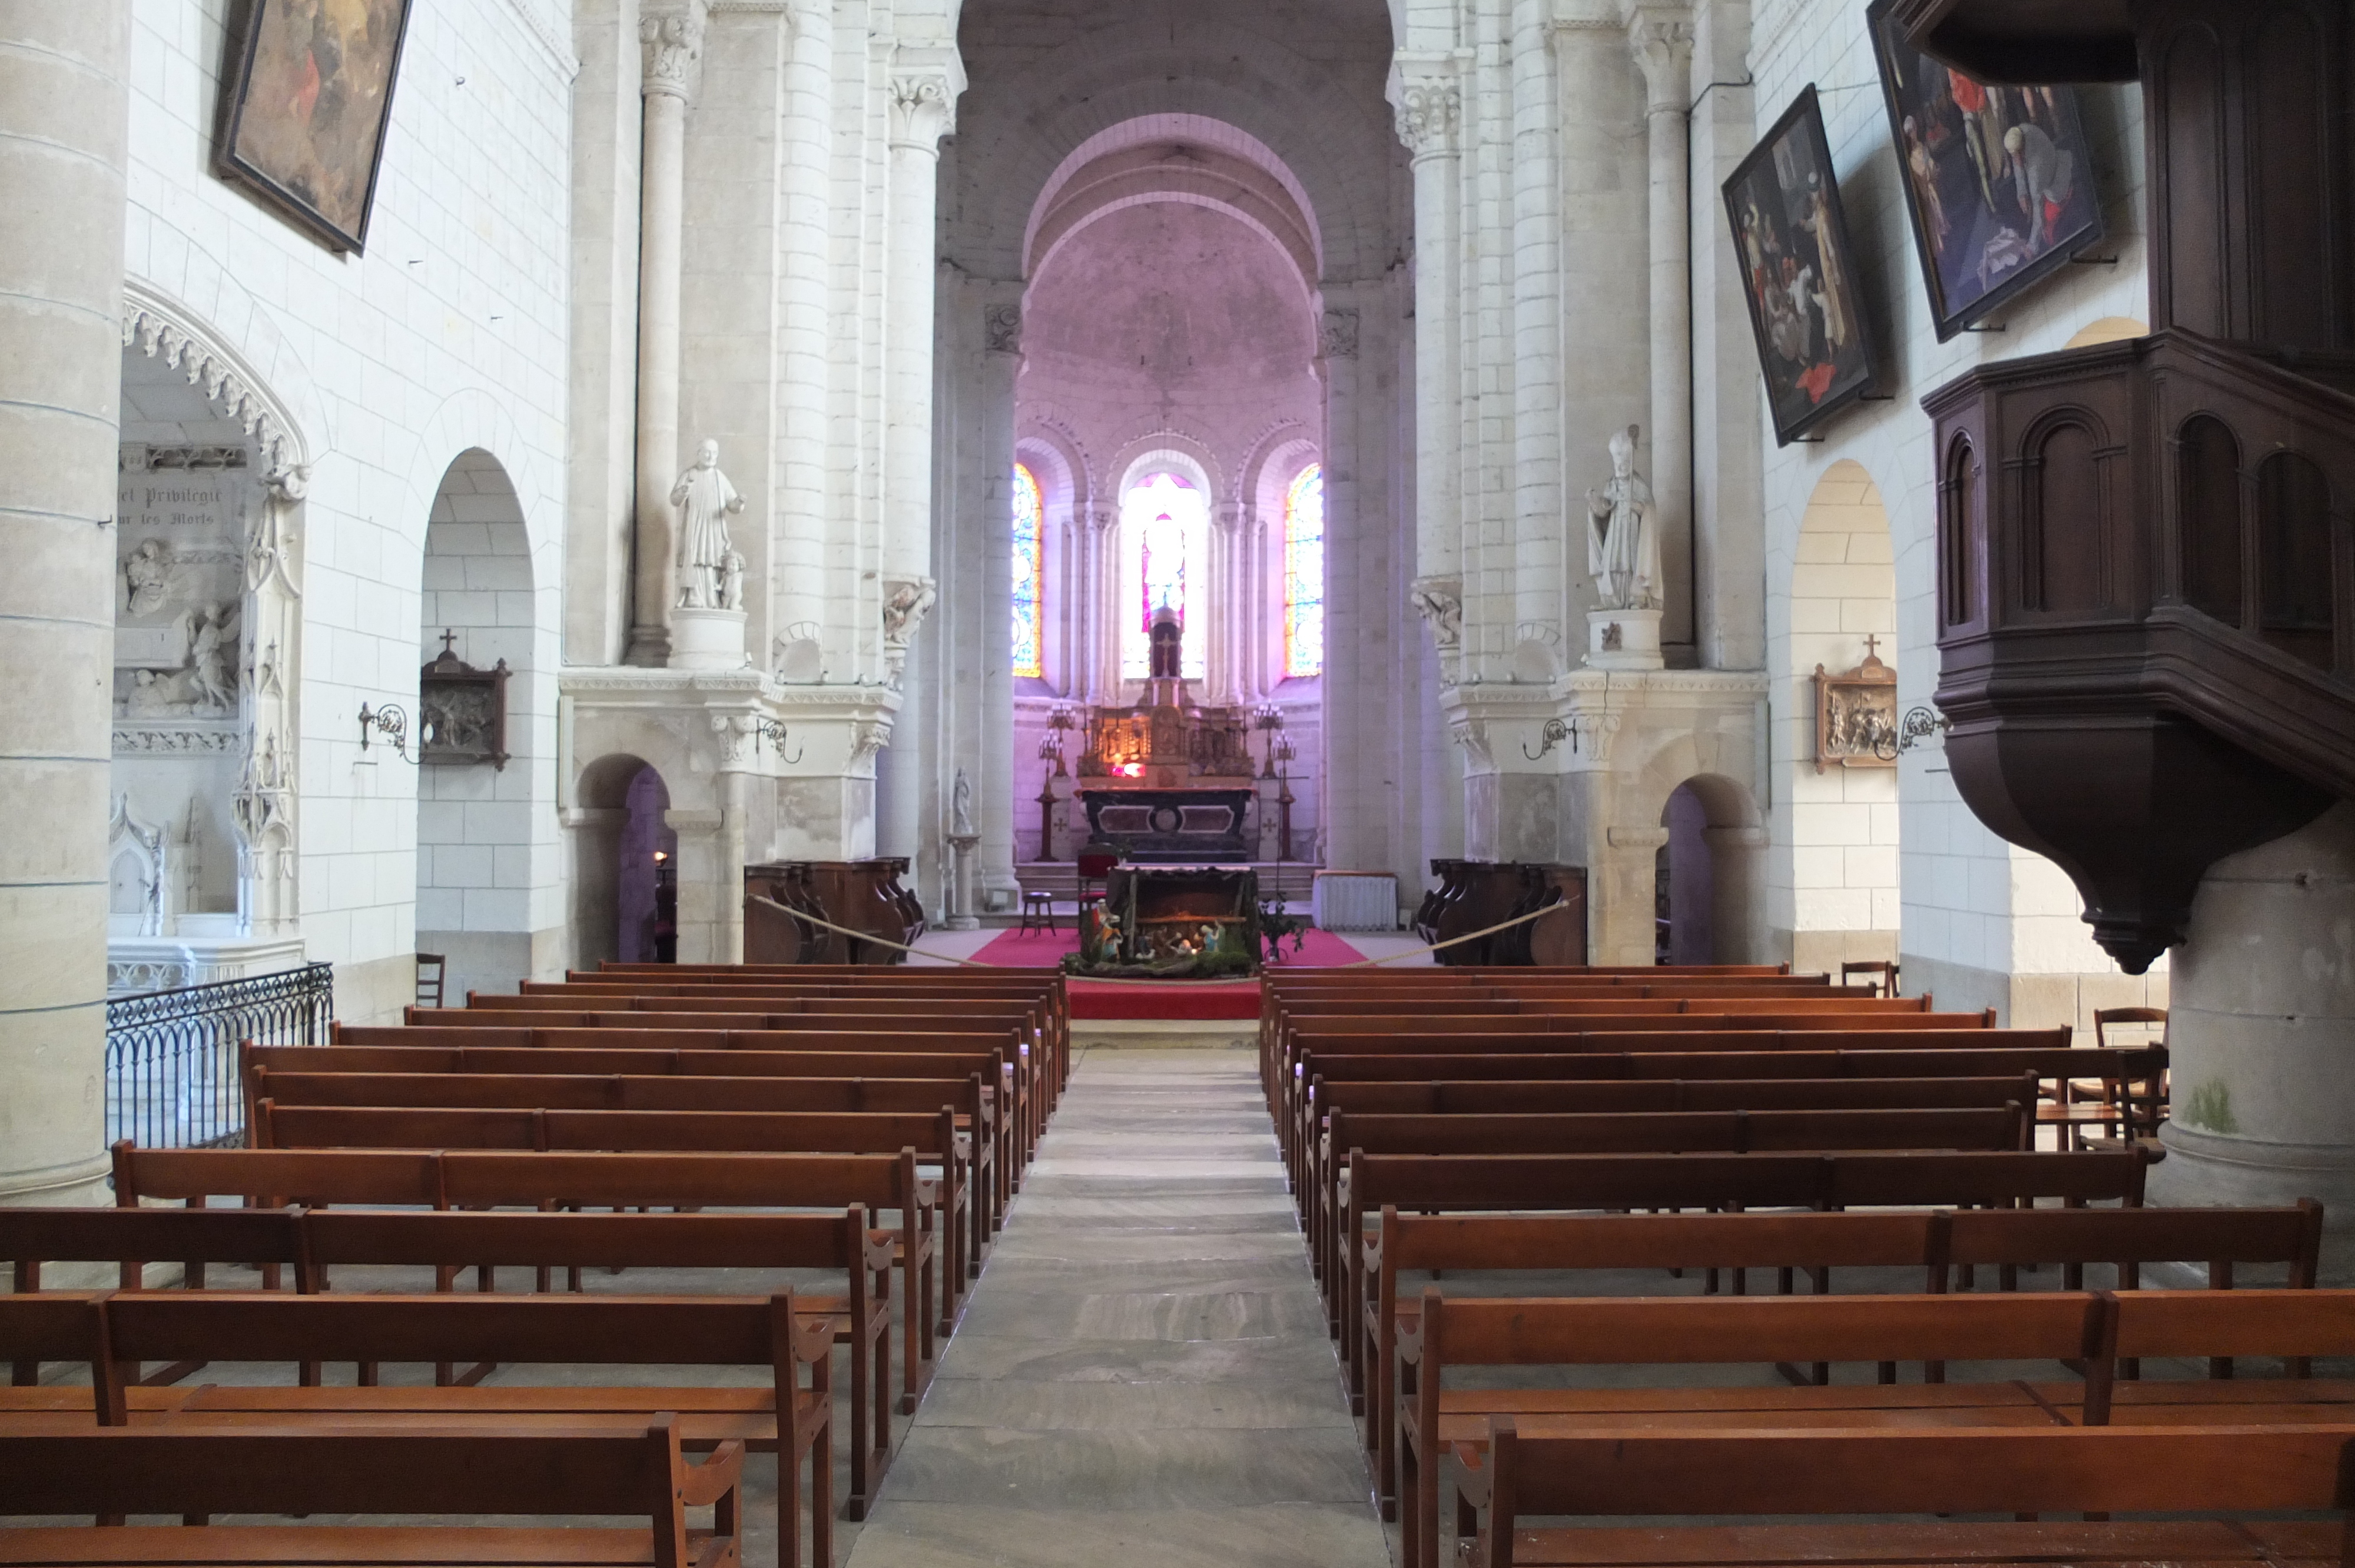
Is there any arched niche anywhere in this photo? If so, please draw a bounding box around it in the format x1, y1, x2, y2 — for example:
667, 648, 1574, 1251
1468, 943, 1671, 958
414, 449, 538, 998
1777, 459, 1900, 977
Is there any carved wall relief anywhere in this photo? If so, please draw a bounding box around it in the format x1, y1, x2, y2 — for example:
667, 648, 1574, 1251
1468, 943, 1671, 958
1813, 645, 1899, 770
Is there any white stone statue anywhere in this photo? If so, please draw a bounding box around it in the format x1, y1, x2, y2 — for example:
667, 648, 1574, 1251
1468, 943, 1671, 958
1585, 425, 1661, 612
124, 539, 174, 616
720, 549, 745, 613
1410, 577, 1463, 649
671, 438, 745, 609
951, 766, 975, 838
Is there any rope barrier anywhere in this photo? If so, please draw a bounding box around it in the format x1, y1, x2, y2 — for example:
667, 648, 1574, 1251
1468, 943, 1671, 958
748, 892, 1577, 977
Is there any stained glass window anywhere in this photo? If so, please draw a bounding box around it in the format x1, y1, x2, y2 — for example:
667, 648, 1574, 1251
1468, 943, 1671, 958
1119, 472, 1206, 679
1011, 463, 1043, 678
1284, 463, 1325, 677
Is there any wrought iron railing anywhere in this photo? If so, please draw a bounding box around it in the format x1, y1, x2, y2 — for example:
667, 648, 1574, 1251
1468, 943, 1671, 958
105, 962, 334, 1150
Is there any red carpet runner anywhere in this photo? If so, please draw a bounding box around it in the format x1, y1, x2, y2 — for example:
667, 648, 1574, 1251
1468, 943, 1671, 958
966, 926, 1368, 1019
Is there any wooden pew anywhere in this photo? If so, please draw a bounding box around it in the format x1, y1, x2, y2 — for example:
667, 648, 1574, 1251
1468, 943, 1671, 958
1357, 1198, 2328, 1510
108, 1144, 944, 1414
1292, 1071, 2041, 1197
0, 1420, 747, 1568
1275, 1029, 2084, 1179
1264, 999, 1976, 1098
1307, 1105, 2031, 1295
1457, 1423, 2355, 1568
0, 1204, 900, 1520
248, 1102, 976, 1321
1272, 1018, 2019, 1141
1401, 1290, 2115, 1568
377, 1016, 1046, 1160
1332, 1147, 2154, 1401
248, 1063, 1005, 1267
325, 1028, 1038, 1180
95, 1291, 825, 1566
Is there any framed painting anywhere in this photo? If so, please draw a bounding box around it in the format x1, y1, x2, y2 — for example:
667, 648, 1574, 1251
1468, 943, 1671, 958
216, 0, 414, 254
1867, 0, 2105, 341
1722, 87, 1884, 447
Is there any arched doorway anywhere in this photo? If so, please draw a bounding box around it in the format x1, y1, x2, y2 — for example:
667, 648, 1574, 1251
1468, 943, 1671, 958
1773, 459, 1900, 976
570, 753, 676, 968
1654, 773, 1764, 965
414, 450, 540, 997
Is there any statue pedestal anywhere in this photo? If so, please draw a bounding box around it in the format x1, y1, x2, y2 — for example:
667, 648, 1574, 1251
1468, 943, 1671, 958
946, 832, 980, 931
671, 607, 748, 670
1585, 608, 1664, 671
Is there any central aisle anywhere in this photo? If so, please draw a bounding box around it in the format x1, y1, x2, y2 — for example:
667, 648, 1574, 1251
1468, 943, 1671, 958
843, 1048, 1390, 1567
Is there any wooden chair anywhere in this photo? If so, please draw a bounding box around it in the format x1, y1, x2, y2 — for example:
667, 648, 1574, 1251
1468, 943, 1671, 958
0, 1420, 745, 1568
414, 953, 446, 1009
2044, 1007, 2171, 1151
1840, 958, 1899, 995
1018, 888, 1057, 934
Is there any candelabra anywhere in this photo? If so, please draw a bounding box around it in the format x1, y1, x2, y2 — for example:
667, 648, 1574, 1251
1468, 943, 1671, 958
1253, 703, 1285, 778
1273, 733, 1297, 866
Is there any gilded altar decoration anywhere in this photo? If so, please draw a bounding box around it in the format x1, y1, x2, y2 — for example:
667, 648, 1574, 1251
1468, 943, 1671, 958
1814, 640, 1899, 771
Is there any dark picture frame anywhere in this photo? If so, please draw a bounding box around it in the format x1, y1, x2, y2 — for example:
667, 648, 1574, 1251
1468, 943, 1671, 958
215, 0, 414, 255
1867, 0, 2105, 341
1722, 87, 1883, 447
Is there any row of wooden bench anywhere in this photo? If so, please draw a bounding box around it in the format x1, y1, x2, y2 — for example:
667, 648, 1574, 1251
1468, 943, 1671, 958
1247, 966, 2355, 1568
6, 963, 1080, 1568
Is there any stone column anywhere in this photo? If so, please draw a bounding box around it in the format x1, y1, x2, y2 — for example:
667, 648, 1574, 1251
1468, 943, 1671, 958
2152, 805, 2355, 1235
1083, 504, 1119, 701
978, 297, 1021, 908
1631, 9, 1695, 650
1510, 0, 1563, 662
0, 5, 128, 1205
880, 46, 962, 671
625, 2, 705, 667
771, 0, 834, 662
1392, 51, 1465, 682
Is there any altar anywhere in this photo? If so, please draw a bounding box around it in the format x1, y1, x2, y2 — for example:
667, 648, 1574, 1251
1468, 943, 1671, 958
1070, 607, 1261, 862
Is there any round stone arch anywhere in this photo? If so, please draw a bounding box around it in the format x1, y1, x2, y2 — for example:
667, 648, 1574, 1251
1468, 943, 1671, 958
950, 30, 1396, 285
1617, 727, 1767, 966
568, 753, 678, 969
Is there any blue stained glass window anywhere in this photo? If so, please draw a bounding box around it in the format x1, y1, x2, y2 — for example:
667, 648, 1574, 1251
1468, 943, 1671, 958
1011, 463, 1042, 678
1285, 464, 1325, 677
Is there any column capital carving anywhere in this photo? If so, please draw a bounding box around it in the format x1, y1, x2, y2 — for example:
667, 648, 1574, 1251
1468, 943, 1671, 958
639, 4, 708, 102
1388, 53, 1464, 161
1627, 8, 1696, 110
887, 46, 965, 150
984, 303, 1022, 354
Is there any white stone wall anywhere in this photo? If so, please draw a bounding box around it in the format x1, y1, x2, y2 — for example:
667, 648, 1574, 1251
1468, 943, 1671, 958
127, 0, 573, 1022
1744, 0, 2164, 1019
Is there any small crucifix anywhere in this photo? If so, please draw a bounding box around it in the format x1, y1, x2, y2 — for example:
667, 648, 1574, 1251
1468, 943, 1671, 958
439, 629, 459, 657
1863, 633, 1882, 660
